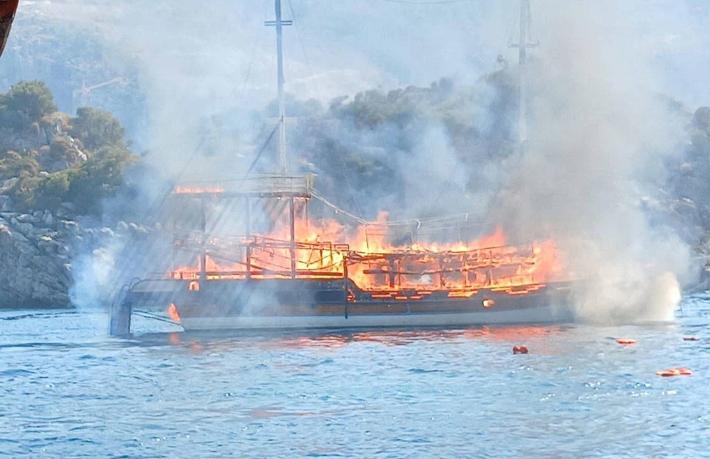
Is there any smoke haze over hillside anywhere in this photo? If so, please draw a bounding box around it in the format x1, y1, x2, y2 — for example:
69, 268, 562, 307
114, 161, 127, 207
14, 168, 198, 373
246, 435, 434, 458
7, 0, 710, 322
490, 1, 691, 323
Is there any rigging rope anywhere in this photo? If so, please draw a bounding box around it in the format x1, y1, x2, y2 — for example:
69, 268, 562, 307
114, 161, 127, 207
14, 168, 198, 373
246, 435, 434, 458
310, 190, 368, 225
244, 122, 280, 178
310, 189, 479, 230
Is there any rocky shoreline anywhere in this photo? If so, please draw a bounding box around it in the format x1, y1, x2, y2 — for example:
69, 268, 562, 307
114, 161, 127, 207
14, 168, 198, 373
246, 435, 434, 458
0, 203, 152, 309
0, 208, 72, 307
0, 82, 141, 309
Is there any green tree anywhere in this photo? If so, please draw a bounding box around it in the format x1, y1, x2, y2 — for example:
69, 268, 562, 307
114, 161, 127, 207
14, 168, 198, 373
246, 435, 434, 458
65, 145, 134, 213
9, 146, 134, 214
8, 175, 42, 210
0, 151, 40, 180
70, 107, 125, 151
0, 81, 137, 215
34, 171, 71, 210
0, 81, 58, 130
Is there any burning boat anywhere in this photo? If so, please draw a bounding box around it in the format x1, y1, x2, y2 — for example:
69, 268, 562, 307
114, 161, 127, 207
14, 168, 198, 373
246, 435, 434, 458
111, 175, 574, 334
109, 0, 574, 335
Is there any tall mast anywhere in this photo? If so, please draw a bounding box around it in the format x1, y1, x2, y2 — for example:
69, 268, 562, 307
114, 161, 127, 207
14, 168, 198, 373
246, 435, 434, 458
266, 0, 292, 174
510, 0, 536, 151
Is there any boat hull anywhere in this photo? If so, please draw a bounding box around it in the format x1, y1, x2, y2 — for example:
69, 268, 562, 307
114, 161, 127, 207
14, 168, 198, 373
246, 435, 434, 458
123, 278, 574, 331
179, 304, 571, 331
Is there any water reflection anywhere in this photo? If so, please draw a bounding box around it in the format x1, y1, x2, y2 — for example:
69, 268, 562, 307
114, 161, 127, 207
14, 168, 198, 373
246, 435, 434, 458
136, 324, 571, 351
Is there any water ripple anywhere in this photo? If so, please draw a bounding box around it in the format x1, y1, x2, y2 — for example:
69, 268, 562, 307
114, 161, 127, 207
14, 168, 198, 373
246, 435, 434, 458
1, 300, 709, 457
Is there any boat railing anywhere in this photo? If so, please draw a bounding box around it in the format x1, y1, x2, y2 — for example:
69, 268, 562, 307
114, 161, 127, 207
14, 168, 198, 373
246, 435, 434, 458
172, 174, 314, 198
167, 234, 549, 291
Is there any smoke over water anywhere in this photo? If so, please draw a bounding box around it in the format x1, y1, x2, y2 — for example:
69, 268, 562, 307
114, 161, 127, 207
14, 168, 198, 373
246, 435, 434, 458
25, 1, 700, 324
491, 1, 690, 323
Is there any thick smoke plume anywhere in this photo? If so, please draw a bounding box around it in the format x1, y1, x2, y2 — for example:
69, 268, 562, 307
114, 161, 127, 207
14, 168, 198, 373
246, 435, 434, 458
17, 1, 703, 323
491, 1, 691, 323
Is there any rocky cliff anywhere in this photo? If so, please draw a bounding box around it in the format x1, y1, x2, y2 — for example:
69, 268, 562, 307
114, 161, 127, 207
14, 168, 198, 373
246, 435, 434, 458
0, 209, 71, 307
0, 81, 135, 308
0, 207, 152, 308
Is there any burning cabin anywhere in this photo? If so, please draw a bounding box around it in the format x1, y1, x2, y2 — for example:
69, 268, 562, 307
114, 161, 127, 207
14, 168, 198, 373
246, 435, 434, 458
111, 175, 573, 334
109, 0, 573, 335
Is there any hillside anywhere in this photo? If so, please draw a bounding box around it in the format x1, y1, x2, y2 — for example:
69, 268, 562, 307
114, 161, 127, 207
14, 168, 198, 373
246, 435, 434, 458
1, 73, 710, 307
0, 81, 137, 307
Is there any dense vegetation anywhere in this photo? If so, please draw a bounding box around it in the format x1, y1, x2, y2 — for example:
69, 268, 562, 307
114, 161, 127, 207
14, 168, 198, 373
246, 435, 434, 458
3, 6, 709, 244
0, 81, 134, 215
1, 72, 709, 240
279, 72, 710, 242
0, 15, 144, 139
283, 73, 518, 219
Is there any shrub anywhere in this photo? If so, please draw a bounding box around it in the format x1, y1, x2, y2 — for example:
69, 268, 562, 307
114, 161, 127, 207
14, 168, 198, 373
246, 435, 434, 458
0, 151, 40, 180
70, 107, 125, 151
65, 145, 135, 213
8, 175, 42, 210
9, 146, 134, 214
0, 81, 58, 131
34, 171, 72, 210
0, 81, 136, 216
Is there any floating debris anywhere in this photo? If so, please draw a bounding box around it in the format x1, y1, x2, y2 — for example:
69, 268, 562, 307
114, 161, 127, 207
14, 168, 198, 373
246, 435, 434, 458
513, 345, 529, 354
656, 368, 693, 377
682, 336, 699, 341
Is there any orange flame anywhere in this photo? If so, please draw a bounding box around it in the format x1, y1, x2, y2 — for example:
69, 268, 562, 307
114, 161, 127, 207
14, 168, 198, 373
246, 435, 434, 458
167, 303, 181, 323
169, 211, 566, 293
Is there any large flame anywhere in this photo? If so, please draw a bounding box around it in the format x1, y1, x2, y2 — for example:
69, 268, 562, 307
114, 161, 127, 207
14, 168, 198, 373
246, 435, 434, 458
169, 210, 565, 294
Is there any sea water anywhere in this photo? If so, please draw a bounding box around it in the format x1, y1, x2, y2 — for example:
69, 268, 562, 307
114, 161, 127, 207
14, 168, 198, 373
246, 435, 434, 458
1, 296, 710, 458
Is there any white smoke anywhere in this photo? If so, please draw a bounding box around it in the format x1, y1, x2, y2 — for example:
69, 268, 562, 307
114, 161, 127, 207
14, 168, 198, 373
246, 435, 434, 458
492, 0, 692, 323
69, 240, 120, 309
16, 1, 706, 323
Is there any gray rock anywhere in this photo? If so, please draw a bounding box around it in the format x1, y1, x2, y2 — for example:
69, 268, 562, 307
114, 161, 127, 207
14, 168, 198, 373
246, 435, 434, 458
0, 223, 71, 308
59, 220, 79, 234
0, 178, 17, 194
0, 195, 11, 212
37, 235, 58, 254
41, 210, 54, 228
57, 244, 70, 256
56, 203, 76, 219
10, 219, 36, 236
15, 213, 35, 224
99, 227, 115, 239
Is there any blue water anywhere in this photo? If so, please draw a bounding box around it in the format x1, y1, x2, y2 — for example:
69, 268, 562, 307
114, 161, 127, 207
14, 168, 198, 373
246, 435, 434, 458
2, 298, 710, 458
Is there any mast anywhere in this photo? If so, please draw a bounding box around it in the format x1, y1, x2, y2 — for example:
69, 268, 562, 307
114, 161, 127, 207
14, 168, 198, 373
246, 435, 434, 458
510, 0, 536, 151
265, 0, 293, 175
266, 1, 296, 275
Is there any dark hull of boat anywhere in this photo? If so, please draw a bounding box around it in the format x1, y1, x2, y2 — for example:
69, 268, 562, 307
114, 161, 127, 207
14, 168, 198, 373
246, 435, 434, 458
122, 278, 574, 331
